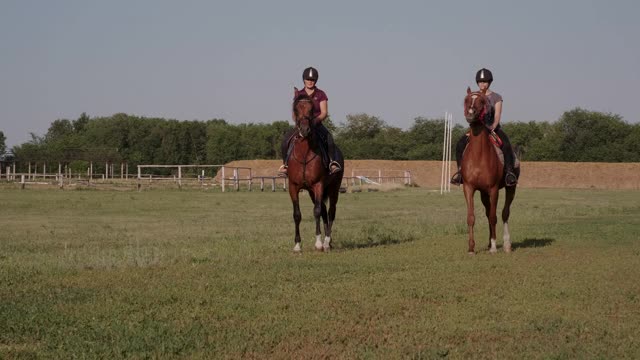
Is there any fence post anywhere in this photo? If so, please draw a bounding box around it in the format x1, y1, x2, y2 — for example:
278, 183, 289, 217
20, 175, 25, 189
234, 168, 239, 191
221, 167, 225, 192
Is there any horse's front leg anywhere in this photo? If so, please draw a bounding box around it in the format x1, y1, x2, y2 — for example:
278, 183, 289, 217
463, 184, 476, 254
311, 183, 324, 251
289, 185, 302, 253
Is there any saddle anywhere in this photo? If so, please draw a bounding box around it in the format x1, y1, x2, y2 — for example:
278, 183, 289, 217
285, 130, 331, 168
463, 132, 520, 168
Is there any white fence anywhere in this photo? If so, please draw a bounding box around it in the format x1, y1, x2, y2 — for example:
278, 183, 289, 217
3, 163, 411, 192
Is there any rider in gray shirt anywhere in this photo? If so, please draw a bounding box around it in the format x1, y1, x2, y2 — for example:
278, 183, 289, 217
451, 68, 518, 187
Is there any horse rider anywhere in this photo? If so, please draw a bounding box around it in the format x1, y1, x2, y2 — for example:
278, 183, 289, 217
278, 66, 342, 176
451, 68, 518, 187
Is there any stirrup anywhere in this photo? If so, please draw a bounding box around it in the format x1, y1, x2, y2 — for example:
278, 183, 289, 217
278, 164, 288, 177
450, 172, 463, 186
505, 171, 518, 187
329, 161, 342, 175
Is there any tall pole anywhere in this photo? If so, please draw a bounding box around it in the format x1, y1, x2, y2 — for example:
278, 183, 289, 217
446, 112, 453, 193
440, 111, 449, 194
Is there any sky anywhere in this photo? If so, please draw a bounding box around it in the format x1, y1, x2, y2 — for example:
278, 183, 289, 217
1, 0, 639, 148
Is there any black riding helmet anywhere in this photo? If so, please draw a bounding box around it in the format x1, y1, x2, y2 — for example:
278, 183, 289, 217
303, 67, 319, 82
476, 68, 493, 84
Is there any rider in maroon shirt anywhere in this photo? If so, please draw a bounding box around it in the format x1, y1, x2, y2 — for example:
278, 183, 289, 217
279, 67, 341, 176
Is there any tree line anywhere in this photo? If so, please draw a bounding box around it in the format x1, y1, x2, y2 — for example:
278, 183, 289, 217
3, 108, 639, 174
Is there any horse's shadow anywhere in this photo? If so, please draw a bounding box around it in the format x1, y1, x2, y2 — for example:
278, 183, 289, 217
511, 238, 555, 250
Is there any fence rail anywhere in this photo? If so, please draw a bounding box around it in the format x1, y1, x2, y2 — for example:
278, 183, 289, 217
2, 164, 411, 192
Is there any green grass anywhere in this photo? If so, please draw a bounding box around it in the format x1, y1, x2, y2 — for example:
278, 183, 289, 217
1, 186, 639, 359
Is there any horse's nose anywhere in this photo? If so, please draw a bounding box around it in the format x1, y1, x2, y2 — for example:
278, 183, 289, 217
468, 109, 474, 114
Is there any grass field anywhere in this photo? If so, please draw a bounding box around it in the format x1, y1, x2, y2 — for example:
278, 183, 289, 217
1, 186, 639, 359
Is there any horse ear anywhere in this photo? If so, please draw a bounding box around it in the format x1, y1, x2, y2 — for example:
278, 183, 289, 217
467, 87, 471, 95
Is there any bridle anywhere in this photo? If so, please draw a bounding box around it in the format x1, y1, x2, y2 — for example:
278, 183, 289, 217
290, 98, 320, 185
294, 98, 314, 137
466, 91, 489, 125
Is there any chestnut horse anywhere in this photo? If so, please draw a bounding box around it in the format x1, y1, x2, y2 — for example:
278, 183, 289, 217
287, 93, 344, 253
461, 87, 519, 254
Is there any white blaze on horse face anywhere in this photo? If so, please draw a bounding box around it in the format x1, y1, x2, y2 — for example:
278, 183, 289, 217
308, 68, 314, 78
480, 70, 485, 79
468, 95, 478, 114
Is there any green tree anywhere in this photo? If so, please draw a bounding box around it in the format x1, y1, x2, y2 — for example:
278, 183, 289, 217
0, 131, 6, 153
556, 108, 629, 162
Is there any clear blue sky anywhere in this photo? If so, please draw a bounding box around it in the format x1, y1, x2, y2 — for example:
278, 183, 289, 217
1, 0, 639, 147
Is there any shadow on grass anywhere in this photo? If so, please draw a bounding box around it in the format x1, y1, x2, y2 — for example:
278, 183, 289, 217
334, 225, 416, 250
512, 238, 555, 250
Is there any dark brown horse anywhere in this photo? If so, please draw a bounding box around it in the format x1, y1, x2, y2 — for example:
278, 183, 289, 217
287, 93, 344, 253
461, 87, 518, 254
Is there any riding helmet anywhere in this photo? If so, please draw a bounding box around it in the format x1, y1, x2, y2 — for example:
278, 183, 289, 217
476, 68, 493, 83
303, 67, 319, 81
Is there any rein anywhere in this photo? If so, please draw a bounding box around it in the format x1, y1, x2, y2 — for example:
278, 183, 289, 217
292, 98, 319, 185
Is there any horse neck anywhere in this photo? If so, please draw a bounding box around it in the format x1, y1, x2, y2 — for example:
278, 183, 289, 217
293, 134, 317, 157
468, 122, 491, 146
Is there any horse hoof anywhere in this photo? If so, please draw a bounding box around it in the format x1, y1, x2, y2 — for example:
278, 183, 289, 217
504, 245, 512, 253
293, 244, 302, 253
323, 236, 331, 252
489, 248, 498, 254
468, 251, 475, 255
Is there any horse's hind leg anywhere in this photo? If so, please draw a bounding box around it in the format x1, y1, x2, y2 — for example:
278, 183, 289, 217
502, 186, 517, 253
309, 185, 324, 251
480, 191, 495, 253
323, 186, 340, 251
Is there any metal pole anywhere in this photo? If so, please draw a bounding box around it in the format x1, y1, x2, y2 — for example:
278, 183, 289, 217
446, 113, 453, 192
440, 111, 448, 194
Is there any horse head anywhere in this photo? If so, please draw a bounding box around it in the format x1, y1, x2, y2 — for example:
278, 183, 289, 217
464, 87, 490, 125
293, 93, 315, 138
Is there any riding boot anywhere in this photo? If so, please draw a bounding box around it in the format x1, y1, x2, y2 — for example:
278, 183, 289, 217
325, 128, 342, 175
450, 135, 467, 185
279, 128, 296, 177
494, 126, 518, 187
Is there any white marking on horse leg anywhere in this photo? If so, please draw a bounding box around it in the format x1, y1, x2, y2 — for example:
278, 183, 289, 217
315, 235, 323, 251
293, 243, 301, 253
489, 238, 497, 253
323, 236, 331, 252
503, 222, 512, 253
